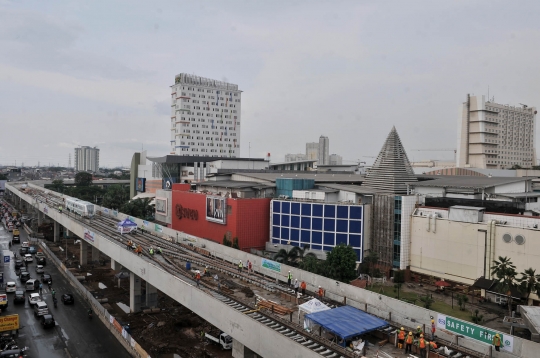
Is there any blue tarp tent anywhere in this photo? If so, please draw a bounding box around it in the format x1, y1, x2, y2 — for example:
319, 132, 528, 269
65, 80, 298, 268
305, 306, 388, 347
117, 218, 137, 234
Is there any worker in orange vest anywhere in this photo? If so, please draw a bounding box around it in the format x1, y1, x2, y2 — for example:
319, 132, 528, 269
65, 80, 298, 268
397, 327, 405, 349
195, 271, 201, 288
418, 334, 427, 358
428, 341, 438, 350
405, 331, 413, 353
318, 286, 324, 298
431, 319, 436, 340
300, 281, 307, 295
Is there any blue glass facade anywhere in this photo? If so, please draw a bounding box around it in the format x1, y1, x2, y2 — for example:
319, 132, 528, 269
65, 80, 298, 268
271, 200, 364, 262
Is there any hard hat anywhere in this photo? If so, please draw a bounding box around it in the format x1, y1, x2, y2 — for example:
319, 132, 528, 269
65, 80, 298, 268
206, 266, 208, 268
409, 332, 413, 336
318, 285, 321, 288
431, 320, 434, 323
420, 334, 424, 338
417, 326, 421, 329
401, 327, 404, 330
289, 270, 291, 272
495, 334, 500, 337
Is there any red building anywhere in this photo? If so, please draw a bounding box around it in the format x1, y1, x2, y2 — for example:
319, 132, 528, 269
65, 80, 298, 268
171, 184, 271, 251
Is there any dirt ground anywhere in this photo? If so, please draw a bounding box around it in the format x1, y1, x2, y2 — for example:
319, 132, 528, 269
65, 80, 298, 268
49, 238, 232, 358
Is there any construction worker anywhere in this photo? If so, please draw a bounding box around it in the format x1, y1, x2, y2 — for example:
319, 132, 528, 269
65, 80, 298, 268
203, 266, 208, 276
418, 334, 426, 358
405, 331, 413, 353
397, 327, 405, 349
248, 260, 252, 275
238, 260, 243, 273
287, 271, 292, 287
58, 205, 62, 213
300, 280, 307, 295
428, 340, 438, 350
157, 247, 163, 255
415, 325, 423, 338
294, 279, 299, 294
431, 319, 436, 340
127, 240, 132, 250
195, 271, 201, 288
493, 333, 502, 352
149, 247, 154, 255
318, 286, 324, 298
136, 245, 142, 256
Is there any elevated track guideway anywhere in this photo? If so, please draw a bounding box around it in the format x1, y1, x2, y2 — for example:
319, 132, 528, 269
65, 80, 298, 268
7, 184, 354, 358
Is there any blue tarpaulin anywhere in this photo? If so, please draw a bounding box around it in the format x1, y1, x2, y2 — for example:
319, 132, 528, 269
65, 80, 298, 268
305, 306, 388, 344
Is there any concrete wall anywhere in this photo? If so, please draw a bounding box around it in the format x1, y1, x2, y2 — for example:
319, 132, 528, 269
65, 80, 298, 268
155, 189, 172, 225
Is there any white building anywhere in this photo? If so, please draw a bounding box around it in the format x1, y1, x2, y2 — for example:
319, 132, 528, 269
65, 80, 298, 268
329, 154, 343, 165
306, 142, 319, 160
457, 95, 537, 169
74, 146, 99, 172
318, 136, 329, 165
170, 73, 242, 157
285, 153, 307, 162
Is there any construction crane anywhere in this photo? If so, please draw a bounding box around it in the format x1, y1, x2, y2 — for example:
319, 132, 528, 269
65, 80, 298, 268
411, 149, 457, 161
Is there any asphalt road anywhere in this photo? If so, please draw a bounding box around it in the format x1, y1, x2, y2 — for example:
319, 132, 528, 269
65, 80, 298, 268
4, 229, 131, 358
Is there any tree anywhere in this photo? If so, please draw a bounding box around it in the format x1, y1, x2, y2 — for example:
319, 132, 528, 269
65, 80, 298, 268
75, 172, 93, 187
101, 185, 129, 210
273, 248, 298, 266
223, 235, 232, 247
288, 246, 317, 265
325, 244, 357, 284
511, 164, 522, 170
517, 268, 540, 304
232, 237, 240, 249
299, 255, 327, 275
420, 293, 434, 309
0, 174, 8, 180
491, 256, 518, 317
359, 251, 379, 277
121, 198, 153, 219
456, 294, 469, 311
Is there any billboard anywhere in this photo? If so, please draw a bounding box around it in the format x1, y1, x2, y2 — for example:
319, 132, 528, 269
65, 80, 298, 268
83, 229, 95, 243
162, 177, 176, 190
155, 198, 167, 215
206, 196, 227, 224
135, 178, 146, 192
0, 315, 19, 331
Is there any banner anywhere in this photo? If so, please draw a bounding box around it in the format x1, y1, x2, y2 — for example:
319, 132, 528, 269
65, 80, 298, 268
156, 198, 167, 215
103, 208, 109, 214
155, 224, 163, 233
112, 210, 118, 217
135, 178, 146, 192
437, 314, 513, 352
261, 258, 281, 273
142, 220, 149, 227
83, 229, 95, 243
0, 315, 19, 331
206, 196, 227, 224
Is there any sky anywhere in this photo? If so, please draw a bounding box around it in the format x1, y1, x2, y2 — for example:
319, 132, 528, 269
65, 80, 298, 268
1, 0, 540, 167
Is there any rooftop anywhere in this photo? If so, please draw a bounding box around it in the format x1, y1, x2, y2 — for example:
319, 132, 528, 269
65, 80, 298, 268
233, 172, 365, 184
147, 155, 267, 164
412, 176, 529, 189
196, 180, 275, 190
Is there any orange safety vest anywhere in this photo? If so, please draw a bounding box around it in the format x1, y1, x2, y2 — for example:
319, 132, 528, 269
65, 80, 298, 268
406, 335, 413, 344
196, 273, 201, 280
318, 288, 324, 296
398, 331, 405, 340
493, 336, 501, 347
430, 342, 438, 349
419, 338, 426, 349
300, 282, 306, 290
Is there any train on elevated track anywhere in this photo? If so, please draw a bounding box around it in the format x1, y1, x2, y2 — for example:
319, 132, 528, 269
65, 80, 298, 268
64, 198, 95, 217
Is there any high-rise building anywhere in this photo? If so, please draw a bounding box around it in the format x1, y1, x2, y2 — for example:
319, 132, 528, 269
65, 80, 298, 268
285, 153, 307, 162
329, 154, 343, 165
170, 73, 242, 157
317, 136, 329, 165
306, 142, 319, 160
74, 146, 100, 172
457, 95, 537, 169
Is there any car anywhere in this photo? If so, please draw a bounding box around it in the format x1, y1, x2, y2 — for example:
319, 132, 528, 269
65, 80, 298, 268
41, 274, 52, 285
37, 256, 46, 265
33, 301, 48, 317
20, 215, 29, 222
28, 246, 37, 255
16, 266, 27, 277
40, 314, 55, 329
28, 293, 41, 305
35, 252, 45, 259
19, 272, 30, 283
61, 293, 74, 305
18, 247, 28, 255
25, 279, 40, 291
5, 282, 16, 293
35, 265, 44, 274
14, 260, 23, 269
13, 290, 25, 304
24, 254, 32, 262
21, 242, 29, 248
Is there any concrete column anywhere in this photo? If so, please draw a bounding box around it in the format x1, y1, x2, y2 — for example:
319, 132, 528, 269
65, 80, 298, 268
111, 259, 122, 271
65, 229, 71, 237
146, 282, 158, 308
80, 241, 88, 265
37, 211, 43, 226
129, 272, 142, 313
53, 222, 60, 243
232, 339, 263, 358
92, 246, 100, 262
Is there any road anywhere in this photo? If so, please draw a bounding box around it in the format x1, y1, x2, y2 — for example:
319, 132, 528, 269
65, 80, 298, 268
4, 228, 131, 358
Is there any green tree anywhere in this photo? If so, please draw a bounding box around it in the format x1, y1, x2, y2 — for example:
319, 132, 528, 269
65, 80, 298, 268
517, 268, 540, 304
232, 237, 240, 249
121, 198, 153, 219
511, 164, 522, 170
288, 246, 317, 265
101, 185, 129, 210
0, 174, 8, 180
359, 251, 379, 277
273, 248, 299, 266
299, 255, 327, 274
491, 256, 518, 316
325, 244, 357, 283
50, 179, 65, 192
75, 172, 93, 187
223, 235, 232, 247
471, 309, 484, 324
420, 294, 434, 309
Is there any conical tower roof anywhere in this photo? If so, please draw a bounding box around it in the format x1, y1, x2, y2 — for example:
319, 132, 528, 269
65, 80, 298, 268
362, 126, 417, 194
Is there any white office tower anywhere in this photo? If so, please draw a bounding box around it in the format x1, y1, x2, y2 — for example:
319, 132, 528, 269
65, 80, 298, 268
318, 136, 330, 165
457, 95, 537, 169
306, 142, 319, 160
329, 154, 343, 165
74, 146, 100, 172
170, 73, 242, 157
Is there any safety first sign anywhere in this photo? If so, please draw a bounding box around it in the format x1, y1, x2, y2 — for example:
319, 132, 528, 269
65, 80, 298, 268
0, 315, 19, 331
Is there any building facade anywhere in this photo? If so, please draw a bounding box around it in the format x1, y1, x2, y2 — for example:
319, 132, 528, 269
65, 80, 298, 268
285, 153, 307, 162
74, 146, 99, 172
170, 73, 242, 157
318, 136, 330, 165
306, 142, 319, 161
457, 95, 537, 169
329, 154, 343, 165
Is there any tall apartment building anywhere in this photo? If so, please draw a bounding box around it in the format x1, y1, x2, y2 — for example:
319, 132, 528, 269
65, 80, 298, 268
457, 95, 537, 169
306, 142, 319, 160
318, 136, 330, 165
285, 153, 307, 162
329, 154, 343, 165
170, 73, 242, 157
74, 146, 100, 172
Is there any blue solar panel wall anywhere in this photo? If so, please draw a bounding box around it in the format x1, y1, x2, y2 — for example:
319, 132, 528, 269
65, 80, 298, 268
270, 200, 364, 262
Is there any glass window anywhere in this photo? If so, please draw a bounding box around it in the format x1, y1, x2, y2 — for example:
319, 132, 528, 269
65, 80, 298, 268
301, 217, 311, 229
301, 230, 311, 243
301, 203, 311, 216
312, 231, 322, 244
272, 226, 280, 238
336, 220, 348, 232
324, 219, 335, 232
290, 215, 300, 228
323, 232, 335, 245
290, 229, 299, 241
312, 204, 323, 217
350, 220, 362, 234
349, 235, 361, 248
312, 218, 323, 231
336, 233, 348, 245
291, 203, 300, 215
273, 201, 281, 213
350, 206, 362, 219
272, 214, 280, 226
281, 215, 290, 227
280, 228, 290, 240
282, 202, 290, 214
337, 205, 349, 219
324, 205, 336, 218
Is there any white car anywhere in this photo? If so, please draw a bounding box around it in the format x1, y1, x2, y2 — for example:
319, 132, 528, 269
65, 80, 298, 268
5, 282, 16, 293
24, 254, 33, 262
21, 242, 30, 248
35, 252, 45, 259
28, 293, 41, 306
35, 265, 44, 274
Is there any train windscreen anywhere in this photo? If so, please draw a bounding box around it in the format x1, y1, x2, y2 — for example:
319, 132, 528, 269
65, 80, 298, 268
87, 205, 95, 215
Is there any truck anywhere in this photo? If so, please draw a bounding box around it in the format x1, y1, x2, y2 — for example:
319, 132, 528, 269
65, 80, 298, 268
12, 229, 19, 243
205, 331, 232, 350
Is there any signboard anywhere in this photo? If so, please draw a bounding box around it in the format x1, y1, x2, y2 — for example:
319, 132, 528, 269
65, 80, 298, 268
43, 206, 48, 214
261, 258, 281, 273
175, 204, 198, 220
155, 198, 168, 215
155, 224, 163, 233
206, 196, 227, 224
0, 315, 19, 331
142, 220, 149, 227
112, 210, 118, 217
135, 178, 146, 192
162, 177, 175, 190
103, 208, 109, 214
437, 314, 513, 352
83, 229, 95, 243
3, 256, 9, 264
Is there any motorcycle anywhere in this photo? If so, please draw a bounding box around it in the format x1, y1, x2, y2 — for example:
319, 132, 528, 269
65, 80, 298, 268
53, 297, 57, 308
88, 310, 93, 319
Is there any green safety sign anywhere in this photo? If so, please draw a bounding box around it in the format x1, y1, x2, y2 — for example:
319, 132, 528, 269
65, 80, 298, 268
437, 314, 513, 353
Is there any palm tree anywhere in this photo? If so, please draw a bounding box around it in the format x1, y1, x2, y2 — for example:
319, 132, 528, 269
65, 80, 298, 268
491, 256, 518, 317
273, 248, 298, 266
289, 246, 317, 263
518, 268, 540, 304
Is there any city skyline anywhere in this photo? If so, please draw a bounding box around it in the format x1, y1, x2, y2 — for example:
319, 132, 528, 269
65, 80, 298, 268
2, 1, 540, 167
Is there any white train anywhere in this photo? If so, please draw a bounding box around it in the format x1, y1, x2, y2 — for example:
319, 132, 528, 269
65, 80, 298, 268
65, 198, 95, 217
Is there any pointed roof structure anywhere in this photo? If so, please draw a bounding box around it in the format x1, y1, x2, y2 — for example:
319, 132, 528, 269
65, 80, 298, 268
362, 126, 417, 194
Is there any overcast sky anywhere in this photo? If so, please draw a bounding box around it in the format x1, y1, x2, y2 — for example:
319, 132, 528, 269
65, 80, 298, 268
1, 0, 539, 167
